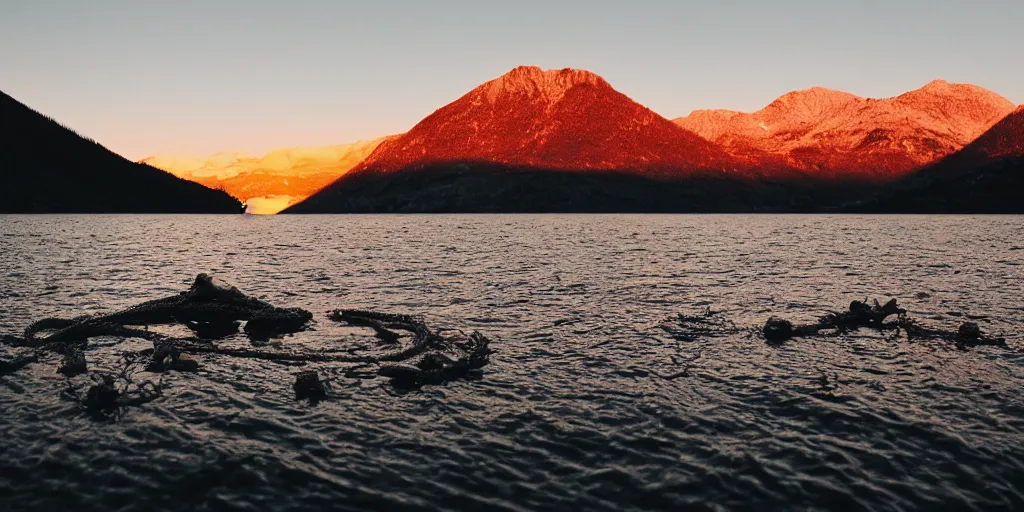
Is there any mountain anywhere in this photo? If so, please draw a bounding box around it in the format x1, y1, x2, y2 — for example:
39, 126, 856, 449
141, 138, 388, 214
0, 90, 240, 213
849, 105, 1024, 212
339, 66, 737, 174
285, 66, 790, 213
674, 80, 1015, 180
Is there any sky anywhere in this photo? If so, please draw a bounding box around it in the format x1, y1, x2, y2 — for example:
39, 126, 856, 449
2, 0, 1022, 161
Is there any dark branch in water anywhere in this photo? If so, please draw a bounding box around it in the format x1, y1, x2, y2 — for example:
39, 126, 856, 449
0, 352, 38, 376
22, 273, 313, 346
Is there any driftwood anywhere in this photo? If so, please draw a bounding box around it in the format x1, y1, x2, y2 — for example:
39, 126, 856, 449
763, 299, 906, 343
761, 299, 1008, 348
22, 274, 312, 346
1, 274, 494, 413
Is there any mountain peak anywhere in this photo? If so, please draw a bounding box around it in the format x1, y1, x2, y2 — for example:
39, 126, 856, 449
483, 66, 609, 103
674, 80, 1016, 179
765, 86, 862, 112
902, 79, 1008, 103
289, 65, 738, 212
921, 79, 950, 90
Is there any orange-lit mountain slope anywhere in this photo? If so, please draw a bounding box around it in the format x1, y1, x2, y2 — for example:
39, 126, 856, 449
346, 66, 738, 175
674, 80, 1015, 179
850, 105, 1024, 212
286, 66, 765, 213
942, 104, 1024, 165
141, 139, 387, 213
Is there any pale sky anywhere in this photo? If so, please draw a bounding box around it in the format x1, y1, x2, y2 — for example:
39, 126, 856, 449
2, 0, 1022, 160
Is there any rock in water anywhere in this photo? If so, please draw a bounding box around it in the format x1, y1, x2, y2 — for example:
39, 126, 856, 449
763, 317, 795, 343
84, 376, 119, 412
293, 371, 326, 402
957, 322, 982, 342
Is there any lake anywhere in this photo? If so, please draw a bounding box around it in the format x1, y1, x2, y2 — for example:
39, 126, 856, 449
1, 214, 1022, 511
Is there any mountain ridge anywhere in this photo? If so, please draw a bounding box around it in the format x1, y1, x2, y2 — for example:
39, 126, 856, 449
674, 80, 1015, 179
848, 106, 1024, 213
286, 66, 799, 213
0, 90, 240, 213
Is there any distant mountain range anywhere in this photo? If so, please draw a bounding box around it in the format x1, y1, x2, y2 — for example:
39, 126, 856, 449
284, 67, 1022, 213
0, 91, 240, 213
140, 139, 386, 214
673, 80, 1014, 180
4, 67, 1021, 214
286, 66, 788, 213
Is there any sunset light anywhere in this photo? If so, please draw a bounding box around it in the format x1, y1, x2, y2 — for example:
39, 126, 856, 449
1, 2, 1022, 511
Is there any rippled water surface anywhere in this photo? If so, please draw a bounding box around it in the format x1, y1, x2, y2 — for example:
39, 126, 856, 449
1, 214, 1023, 511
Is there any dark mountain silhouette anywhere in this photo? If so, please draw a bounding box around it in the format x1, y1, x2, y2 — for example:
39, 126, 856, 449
847, 106, 1024, 213
286, 66, 802, 213
287, 161, 843, 213
1, 90, 240, 213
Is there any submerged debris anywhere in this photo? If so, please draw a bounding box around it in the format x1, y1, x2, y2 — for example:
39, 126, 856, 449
377, 331, 492, 387
661, 306, 740, 342
245, 307, 314, 341
184, 319, 240, 340
824, 299, 906, 331
0, 352, 38, 376
62, 355, 164, 418
57, 347, 88, 377
954, 322, 1006, 348
762, 299, 908, 343
147, 340, 201, 373
83, 374, 120, 412
1, 334, 25, 346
